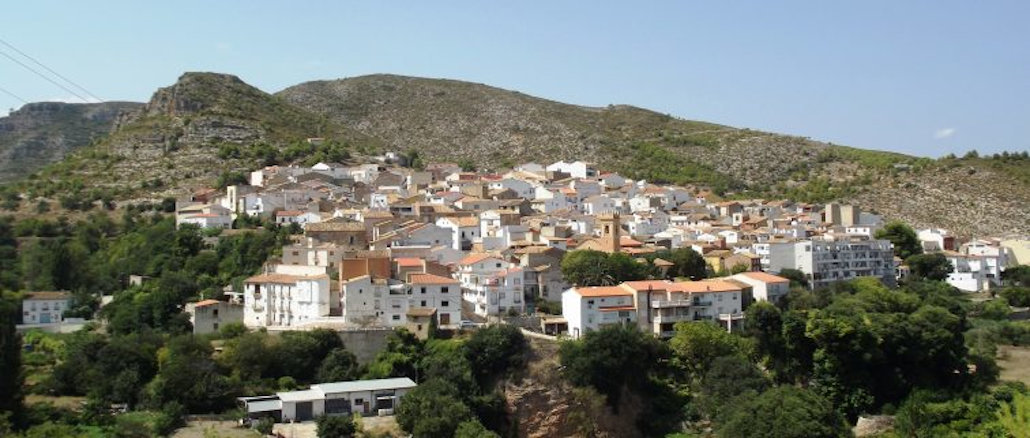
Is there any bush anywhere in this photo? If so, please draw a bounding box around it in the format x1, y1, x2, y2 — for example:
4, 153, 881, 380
255, 416, 275, 435
316, 414, 356, 438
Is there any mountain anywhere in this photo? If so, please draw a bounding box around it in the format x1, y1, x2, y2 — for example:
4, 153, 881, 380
18, 72, 376, 199
0, 101, 142, 182
3, 72, 1027, 236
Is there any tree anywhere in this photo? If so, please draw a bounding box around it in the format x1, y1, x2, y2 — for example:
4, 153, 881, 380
875, 221, 923, 260
454, 419, 500, 438
669, 321, 753, 380
463, 324, 527, 387
146, 335, 236, 413
717, 386, 850, 438
396, 379, 472, 438
1002, 265, 1030, 288
665, 247, 708, 280
778, 268, 809, 289
905, 253, 953, 281
561, 250, 610, 286
994, 392, 1030, 438
0, 293, 23, 424
561, 250, 649, 286
316, 414, 356, 438
317, 349, 361, 383
560, 325, 666, 407
458, 159, 477, 172
1001, 286, 1030, 308
698, 355, 770, 420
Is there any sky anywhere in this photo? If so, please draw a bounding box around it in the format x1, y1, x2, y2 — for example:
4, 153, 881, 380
1, 1, 1028, 157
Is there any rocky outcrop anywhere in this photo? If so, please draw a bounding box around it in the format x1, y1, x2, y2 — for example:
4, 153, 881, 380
504, 338, 642, 438
0, 101, 141, 181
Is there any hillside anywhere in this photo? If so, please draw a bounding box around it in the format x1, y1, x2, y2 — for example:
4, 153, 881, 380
1, 72, 1026, 236
0, 101, 142, 182
18, 73, 375, 200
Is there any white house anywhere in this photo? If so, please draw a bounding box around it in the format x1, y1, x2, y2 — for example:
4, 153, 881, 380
185, 299, 244, 335
561, 286, 637, 339
546, 160, 598, 179
21, 291, 71, 325
176, 203, 233, 229
581, 195, 616, 215
275, 210, 322, 227
407, 273, 461, 327
488, 178, 536, 199
458, 253, 525, 317
243, 273, 331, 327
435, 216, 480, 250
730, 272, 791, 304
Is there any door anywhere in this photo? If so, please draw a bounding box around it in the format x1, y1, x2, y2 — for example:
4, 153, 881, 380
440, 313, 450, 325
295, 401, 313, 421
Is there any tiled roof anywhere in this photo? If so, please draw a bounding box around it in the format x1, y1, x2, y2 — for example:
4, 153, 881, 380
306, 221, 365, 232
736, 271, 790, 284
24, 291, 71, 301
194, 299, 221, 307
672, 280, 743, 293
394, 257, 423, 268
459, 253, 496, 265
408, 273, 458, 285
244, 273, 328, 284
574, 286, 633, 297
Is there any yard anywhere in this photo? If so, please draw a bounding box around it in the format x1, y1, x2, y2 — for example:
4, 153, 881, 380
172, 420, 262, 438
997, 345, 1030, 386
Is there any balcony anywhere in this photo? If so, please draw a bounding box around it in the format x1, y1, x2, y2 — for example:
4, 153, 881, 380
653, 313, 692, 324
692, 299, 712, 307
651, 299, 693, 309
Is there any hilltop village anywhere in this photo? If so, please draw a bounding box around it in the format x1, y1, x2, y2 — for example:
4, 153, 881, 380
165, 154, 1023, 337
8, 151, 1030, 437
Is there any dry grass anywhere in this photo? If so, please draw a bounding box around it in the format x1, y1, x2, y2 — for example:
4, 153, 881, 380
997, 345, 1030, 386
172, 420, 262, 438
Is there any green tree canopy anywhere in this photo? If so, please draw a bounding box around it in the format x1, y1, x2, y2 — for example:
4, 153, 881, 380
905, 253, 953, 281
717, 385, 850, 438
875, 220, 923, 260
561, 250, 651, 286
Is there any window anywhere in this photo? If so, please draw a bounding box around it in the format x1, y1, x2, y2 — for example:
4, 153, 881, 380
421, 300, 427, 307
392, 315, 400, 321
213, 323, 219, 331
441, 287, 449, 293
213, 309, 219, 316
442, 301, 449, 307
354, 398, 364, 406
421, 287, 427, 294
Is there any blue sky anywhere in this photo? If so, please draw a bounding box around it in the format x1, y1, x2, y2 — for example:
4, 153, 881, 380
1, 1, 1028, 157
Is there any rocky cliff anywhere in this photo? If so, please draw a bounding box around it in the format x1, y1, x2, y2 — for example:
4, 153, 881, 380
0, 101, 141, 181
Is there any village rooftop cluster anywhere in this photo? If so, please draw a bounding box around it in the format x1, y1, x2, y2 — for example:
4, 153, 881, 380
143, 156, 1026, 341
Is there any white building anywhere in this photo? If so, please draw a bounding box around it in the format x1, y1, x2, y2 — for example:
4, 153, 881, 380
185, 299, 244, 335
562, 279, 746, 338
730, 272, 791, 304
435, 216, 480, 250
561, 285, 637, 339
243, 273, 331, 327
21, 291, 71, 325
240, 377, 417, 422
546, 160, 598, 179
457, 254, 525, 317
767, 236, 896, 289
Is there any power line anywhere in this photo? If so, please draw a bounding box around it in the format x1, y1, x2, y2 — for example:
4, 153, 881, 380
0, 46, 92, 103
0, 84, 29, 104
0, 37, 104, 102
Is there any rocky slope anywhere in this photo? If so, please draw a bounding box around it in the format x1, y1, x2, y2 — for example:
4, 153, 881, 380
2, 72, 1026, 236
0, 101, 141, 181
24, 72, 372, 198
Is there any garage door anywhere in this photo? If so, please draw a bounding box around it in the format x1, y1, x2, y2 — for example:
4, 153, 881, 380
295, 401, 313, 421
